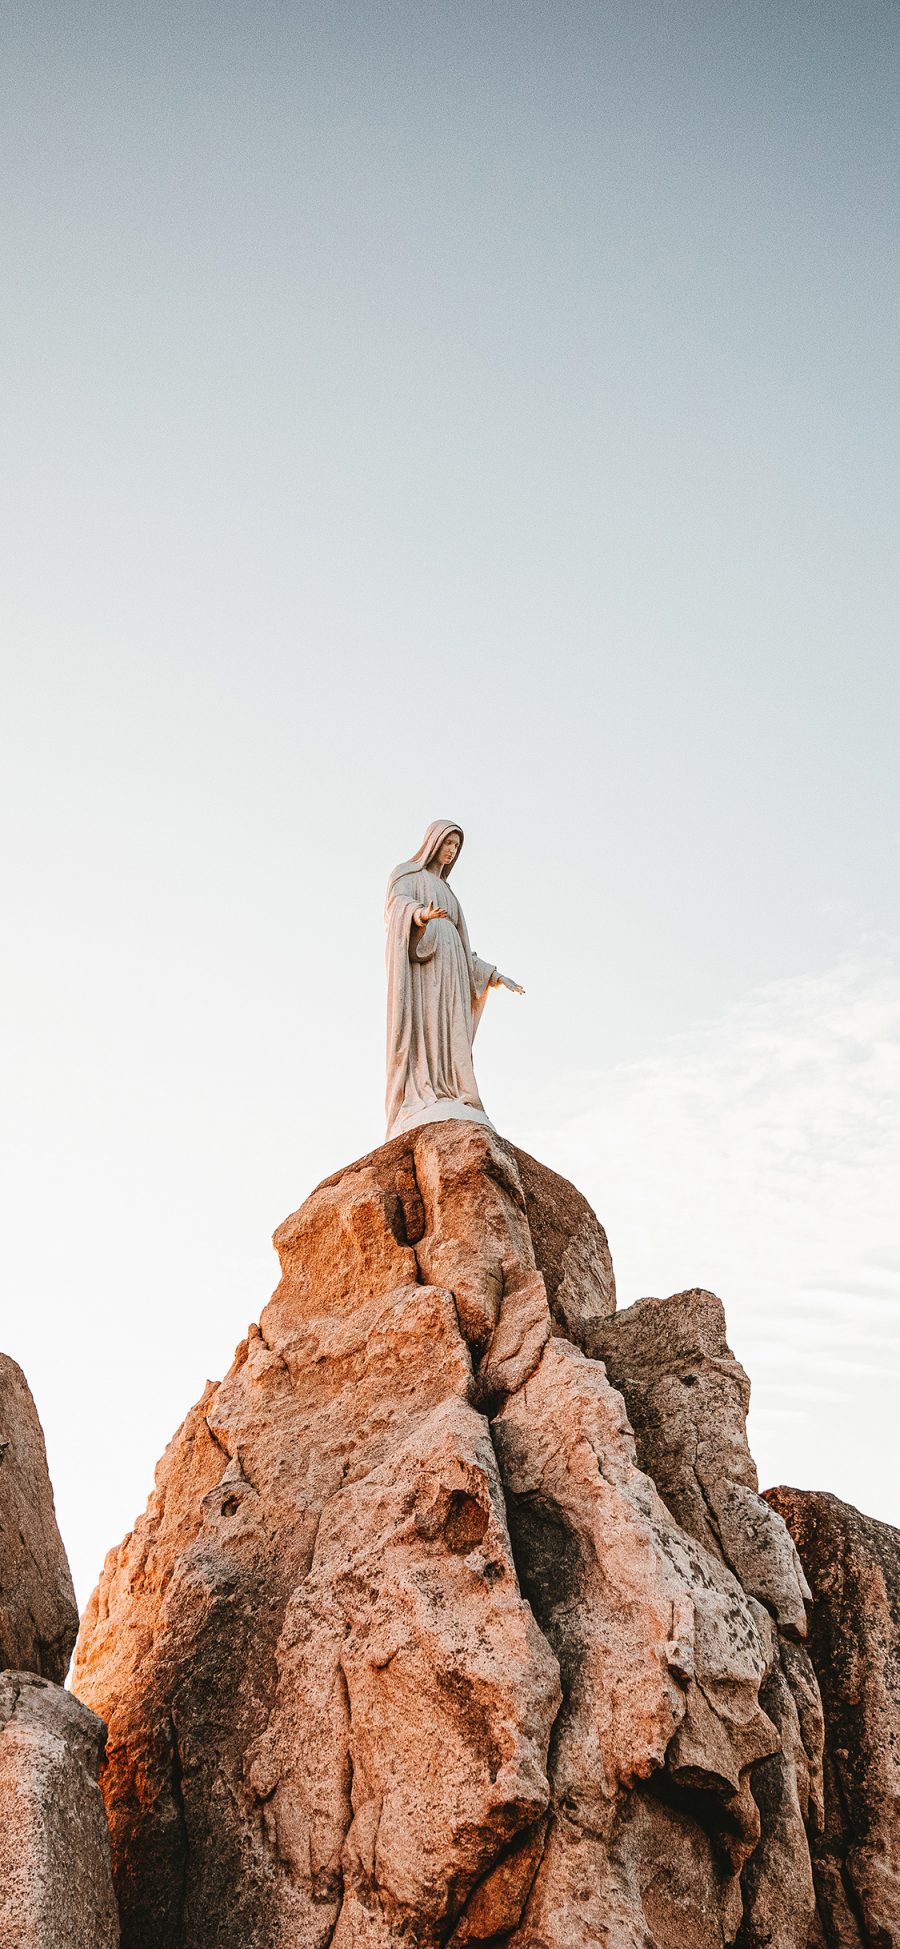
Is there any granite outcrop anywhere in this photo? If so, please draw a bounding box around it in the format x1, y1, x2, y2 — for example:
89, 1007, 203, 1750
70, 1124, 898, 1949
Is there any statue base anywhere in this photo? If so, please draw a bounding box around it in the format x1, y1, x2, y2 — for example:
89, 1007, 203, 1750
386, 1101, 495, 1142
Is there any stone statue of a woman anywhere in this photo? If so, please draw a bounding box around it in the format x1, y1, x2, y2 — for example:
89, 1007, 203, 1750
384, 820, 523, 1140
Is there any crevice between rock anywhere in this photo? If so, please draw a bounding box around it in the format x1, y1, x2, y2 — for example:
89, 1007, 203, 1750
168, 1708, 189, 1949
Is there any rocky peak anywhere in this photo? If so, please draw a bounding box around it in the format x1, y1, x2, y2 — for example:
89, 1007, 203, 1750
69, 1124, 897, 1949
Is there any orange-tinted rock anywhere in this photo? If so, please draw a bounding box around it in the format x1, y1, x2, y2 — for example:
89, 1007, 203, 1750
447, 1817, 548, 1944
766, 1488, 900, 1949
308, 1126, 614, 1352
252, 1399, 560, 1945
0, 1355, 78, 1682
73, 1127, 564, 1948
494, 1336, 782, 1946
74, 1126, 837, 1949
0, 1671, 118, 1948
412, 1123, 533, 1348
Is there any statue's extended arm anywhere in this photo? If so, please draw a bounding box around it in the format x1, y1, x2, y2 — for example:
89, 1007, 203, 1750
492, 971, 525, 995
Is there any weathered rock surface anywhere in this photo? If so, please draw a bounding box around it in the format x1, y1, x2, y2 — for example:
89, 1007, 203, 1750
71, 1124, 885, 1949
0, 1670, 118, 1948
593, 1290, 826, 1949
495, 1333, 782, 1947
0, 1354, 79, 1682
593, 1291, 812, 1636
511, 1145, 615, 1351
0, 1361, 118, 1944
766, 1487, 900, 1949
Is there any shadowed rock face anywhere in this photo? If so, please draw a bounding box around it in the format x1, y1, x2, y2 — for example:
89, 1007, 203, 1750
593, 1289, 826, 1949
0, 1671, 119, 1948
70, 1125, 874, 1948
0, 1354, 79, 1682
0, 1360, 118, 1946
592, 1291, 812, 1638
510, 1145, 616, 1350
766, 1488, 900, 1949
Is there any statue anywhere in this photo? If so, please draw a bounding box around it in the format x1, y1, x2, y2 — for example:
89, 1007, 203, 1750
385, 820, 524, 1140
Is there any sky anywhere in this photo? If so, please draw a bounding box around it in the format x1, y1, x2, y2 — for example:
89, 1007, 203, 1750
1, 0, 898, 1607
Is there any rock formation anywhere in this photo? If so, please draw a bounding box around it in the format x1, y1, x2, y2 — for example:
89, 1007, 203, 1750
0, 1355, 118, 1948
591, 1292, 825, 1949
0, 1354, 78, 1681
0, 1673, 119, 1948
70, 1124, 898, 1949
766, 1488, 900, 1949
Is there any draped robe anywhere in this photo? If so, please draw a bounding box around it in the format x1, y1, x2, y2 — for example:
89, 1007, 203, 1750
385, 822, 497, 1141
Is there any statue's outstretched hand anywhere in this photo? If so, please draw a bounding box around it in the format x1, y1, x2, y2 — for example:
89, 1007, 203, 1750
496, 972, 525, 995
415, 902, 447, 925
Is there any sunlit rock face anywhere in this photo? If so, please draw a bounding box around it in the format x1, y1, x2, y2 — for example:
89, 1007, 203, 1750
766, 1486, 900, 1949
71, 1124, 888, 1949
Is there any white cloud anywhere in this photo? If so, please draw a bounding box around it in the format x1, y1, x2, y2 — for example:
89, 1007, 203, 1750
520, 947, 900, 1528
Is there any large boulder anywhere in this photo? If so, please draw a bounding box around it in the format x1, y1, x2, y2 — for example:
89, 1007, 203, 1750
0, 1670, 118, 1948
766, 1487, 900, 1949
0, 1355, 78, 1682
74, 1124, 829, 1949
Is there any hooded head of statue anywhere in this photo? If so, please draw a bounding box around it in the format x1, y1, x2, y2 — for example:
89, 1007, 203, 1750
408, 820, 465, 879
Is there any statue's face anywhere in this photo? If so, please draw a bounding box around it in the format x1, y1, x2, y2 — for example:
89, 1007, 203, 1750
435, 831, 461, 871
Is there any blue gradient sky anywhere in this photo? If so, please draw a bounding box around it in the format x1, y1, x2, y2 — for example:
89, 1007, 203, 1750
2, 1, 898, 1602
